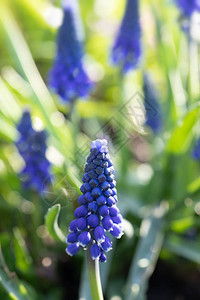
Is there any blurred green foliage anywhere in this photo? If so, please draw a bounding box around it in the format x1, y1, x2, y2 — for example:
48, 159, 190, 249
0, 0, 200, 299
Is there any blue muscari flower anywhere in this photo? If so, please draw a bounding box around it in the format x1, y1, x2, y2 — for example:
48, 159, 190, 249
16, 111, 51, 194
192, 138, 200, 160
49, 0, 93, 103
175, 0, 200, 17
143, 74, 162, 134
111, 0, 142, 73
66, 139, 123, 262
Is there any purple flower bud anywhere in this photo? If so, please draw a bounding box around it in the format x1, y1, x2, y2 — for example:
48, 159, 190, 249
76, 217, 87, 231
94, 226, 105, 243
88, 214, 99, 227
93, 158, 102, 166
78, 194, 87, 205
78, 231, 91, 247
74, 205, 88, 218
80, 184, 86, 194
111, 188, 117, 196
104, 167, 113, 176
82, 173, 90, 182
92, 187, 101, 198
95, 167, 104, 175
99, 253, 107, 262
84, 192, 94, 202
83, 182, 92, 192
110, 224, 124, 239
109, 205, 119, 217
98, 174, 106, 183
107, 174, 115, 182
110, 180, 116, 189
90, 244, 100, 260
101, 181, 110, 190
101, 236, 112, 252
88, 171, 97, 179
66, 243, 80, 256
102, 216, 114, 231
106, 196, 116, 206
103, 189, 112, 197
99, 205, 109, 217
112, 213, 123, 224
97, 153, 105, 160
67, 232, 78, 244
69, 219, 78, 232
89, 179, 99, 188
88, 201, 98, 212
96, 195, 107, 205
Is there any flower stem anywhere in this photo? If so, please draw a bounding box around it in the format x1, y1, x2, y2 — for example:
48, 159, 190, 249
87, 249, 104, 300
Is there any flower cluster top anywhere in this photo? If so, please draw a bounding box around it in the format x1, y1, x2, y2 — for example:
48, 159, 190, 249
66, 139, 123, 262
16, 111, 51, 194
111, 0, 141, 73
49, 0, 93, 102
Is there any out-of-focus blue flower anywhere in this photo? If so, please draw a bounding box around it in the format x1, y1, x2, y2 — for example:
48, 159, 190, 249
192, 138, 200, 160
111, 0, 141, 73
66, 139, 123, 262
49, 0, 93, 103
16, 111, 51, 194
175, 0, 200, 17
143, 74, 162, 134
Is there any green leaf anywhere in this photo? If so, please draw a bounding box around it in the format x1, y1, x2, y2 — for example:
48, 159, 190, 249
0, 247, 34, 300
13, 228, 32, 273
164, 234, 200, 264
125, 203, 167, 300
45, 204, 65, 243
167, 106, 199, 153
188, 177, 200, 194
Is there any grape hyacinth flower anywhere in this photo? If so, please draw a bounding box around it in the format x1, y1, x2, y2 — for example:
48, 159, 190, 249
143, 74, 162, 134
66, 139, 123, 262
192, 138, 200, 160
16, 111, 51, 194
111, 0, 142, 73
175, 0, 200, 17
49, 0, 93, 103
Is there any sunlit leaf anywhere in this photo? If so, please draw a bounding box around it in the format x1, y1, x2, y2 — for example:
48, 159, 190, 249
45, 204, 65, 243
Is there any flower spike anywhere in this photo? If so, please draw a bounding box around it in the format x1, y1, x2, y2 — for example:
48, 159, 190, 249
15, 111, 51, 194
111, 0, 142, 73
49, 0, 93, 102
66, 139, 123, 262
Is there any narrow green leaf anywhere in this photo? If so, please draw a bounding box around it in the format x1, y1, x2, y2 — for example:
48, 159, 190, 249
167, 106, 199, 153
188, 177, 200, 193
164, 234, 200, 264
45, 204, 65, 243
125, 203, 167, 300
0, 247, 34, 300
13, 228, 32, 273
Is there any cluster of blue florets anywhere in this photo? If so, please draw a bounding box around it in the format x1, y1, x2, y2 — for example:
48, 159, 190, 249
192, 138, 200, 160
16, 111, 51, 194
143, 74, 162, 134
66, 139, 123, 262
49, 1, 93, 102
175, 0, 200, 17
111, 0, 141, 73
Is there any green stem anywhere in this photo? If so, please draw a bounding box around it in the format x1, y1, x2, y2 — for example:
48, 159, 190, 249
87, 250, 104, 300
